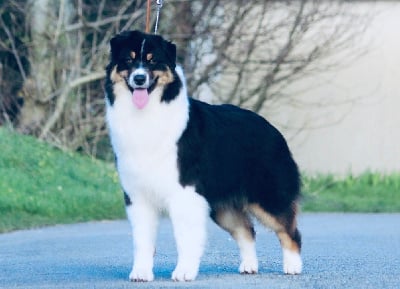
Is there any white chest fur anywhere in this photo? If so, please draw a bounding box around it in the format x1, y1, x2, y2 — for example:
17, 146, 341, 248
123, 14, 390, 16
106, 82, 189, 207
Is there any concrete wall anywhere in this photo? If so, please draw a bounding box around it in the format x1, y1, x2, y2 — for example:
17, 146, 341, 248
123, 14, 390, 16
273, 2, 400, 175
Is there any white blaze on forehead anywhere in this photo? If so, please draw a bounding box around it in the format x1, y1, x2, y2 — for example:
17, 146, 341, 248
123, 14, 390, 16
140, 39, 146, 61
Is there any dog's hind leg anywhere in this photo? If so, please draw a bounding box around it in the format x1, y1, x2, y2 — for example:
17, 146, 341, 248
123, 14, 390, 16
211, 208, 258, 274
249, 203, 302, 275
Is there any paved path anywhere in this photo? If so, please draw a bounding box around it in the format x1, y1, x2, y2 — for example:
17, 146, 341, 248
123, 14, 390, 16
1, 214, 399, 288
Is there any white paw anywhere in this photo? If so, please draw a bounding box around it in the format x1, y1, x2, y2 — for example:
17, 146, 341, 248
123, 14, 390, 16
239, 258, 258, 274
283, 249, 302, 275
129, 267, 154, 282
171, 264, 199, 281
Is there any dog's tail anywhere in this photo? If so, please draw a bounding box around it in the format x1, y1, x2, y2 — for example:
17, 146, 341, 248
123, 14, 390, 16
175, 65, 188, 96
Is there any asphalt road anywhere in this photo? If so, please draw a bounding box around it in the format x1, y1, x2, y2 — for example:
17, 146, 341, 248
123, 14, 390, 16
1, 213, 399, 289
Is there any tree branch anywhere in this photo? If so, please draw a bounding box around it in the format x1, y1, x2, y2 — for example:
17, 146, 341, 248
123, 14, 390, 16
39, 71, 105, 139
0, 14, 27, 81
64, 11, 143, 32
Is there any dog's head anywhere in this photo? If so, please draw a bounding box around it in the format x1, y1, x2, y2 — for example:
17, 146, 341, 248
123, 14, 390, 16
105, 30, 181, 108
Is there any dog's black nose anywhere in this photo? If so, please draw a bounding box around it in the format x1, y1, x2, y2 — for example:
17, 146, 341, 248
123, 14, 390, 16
133, 74, 146, 86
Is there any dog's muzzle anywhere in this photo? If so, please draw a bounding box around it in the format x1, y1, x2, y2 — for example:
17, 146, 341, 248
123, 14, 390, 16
129, 68, 151, 89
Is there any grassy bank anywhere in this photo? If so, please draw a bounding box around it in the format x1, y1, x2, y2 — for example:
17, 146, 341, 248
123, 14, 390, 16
302, 173, 400, 212
0, 128, 125, 233
0, 128, 399, 233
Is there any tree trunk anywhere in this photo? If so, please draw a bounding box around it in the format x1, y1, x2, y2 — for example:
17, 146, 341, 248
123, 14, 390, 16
173, 1, 196, 68
18, 0, 75, 134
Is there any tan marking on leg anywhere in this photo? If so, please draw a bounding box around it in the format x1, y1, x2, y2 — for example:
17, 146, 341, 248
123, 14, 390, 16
215, 209, 253, 240
215, 209, 258, 274
277, 231, 300, 252
248, 204, 284, 232
289, 202, 299, 234
248, 203, 300, 252
249, 204, 302, 274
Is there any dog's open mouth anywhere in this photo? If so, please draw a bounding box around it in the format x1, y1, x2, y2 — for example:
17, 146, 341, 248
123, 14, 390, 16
132, 88, 149, 109
124, 71, 158, 109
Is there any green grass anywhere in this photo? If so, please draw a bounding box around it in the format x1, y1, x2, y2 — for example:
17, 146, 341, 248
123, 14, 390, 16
302, 173, 400, 212
0, 128, 399, 233
0, 128, 125, 233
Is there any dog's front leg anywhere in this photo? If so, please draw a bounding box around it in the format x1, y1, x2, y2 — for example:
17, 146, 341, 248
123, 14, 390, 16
169, 187, 209, 281
126, 197, 158, 282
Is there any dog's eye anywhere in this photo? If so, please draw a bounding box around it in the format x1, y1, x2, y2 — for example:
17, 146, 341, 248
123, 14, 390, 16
146, 53, 155, 64
125, 57, 133, 64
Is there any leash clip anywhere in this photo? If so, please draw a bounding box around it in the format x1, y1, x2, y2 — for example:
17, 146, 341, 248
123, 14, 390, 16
154, 0, 163, 34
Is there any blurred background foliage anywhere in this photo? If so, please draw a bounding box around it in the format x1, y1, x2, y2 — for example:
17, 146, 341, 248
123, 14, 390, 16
0, 0, 367, 159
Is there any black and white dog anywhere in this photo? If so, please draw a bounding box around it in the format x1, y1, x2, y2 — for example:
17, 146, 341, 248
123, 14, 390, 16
105, 30, 302, 282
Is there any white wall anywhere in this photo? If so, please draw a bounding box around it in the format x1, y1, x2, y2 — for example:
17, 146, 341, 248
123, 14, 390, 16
276, 2, 400, 175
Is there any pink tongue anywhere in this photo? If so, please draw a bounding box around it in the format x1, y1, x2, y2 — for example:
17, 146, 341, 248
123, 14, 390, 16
132, 89, 149, 109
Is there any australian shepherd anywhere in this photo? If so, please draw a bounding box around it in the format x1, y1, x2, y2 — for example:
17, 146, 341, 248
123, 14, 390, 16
105, 30, 302, 282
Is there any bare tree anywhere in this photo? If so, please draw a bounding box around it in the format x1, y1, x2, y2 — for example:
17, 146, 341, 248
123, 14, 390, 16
0, 0, 146, 157
0, 0, 369, 158
165, 0, 369, 114
0, 0, 28, 126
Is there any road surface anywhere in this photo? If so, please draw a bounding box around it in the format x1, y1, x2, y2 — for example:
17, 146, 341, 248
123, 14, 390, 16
1, 213, 399, 288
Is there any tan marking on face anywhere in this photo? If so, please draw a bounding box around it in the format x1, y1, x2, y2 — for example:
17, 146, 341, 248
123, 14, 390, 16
110, 65, 129, 99
130, 51, 136, 59
110, 66, 123, 83
153, 68, 174, 86
120, 70, 128, 78
147, 53, 153, 61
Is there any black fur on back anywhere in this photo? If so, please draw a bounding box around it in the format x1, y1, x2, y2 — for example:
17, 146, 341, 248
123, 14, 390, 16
177, 98, 301, 215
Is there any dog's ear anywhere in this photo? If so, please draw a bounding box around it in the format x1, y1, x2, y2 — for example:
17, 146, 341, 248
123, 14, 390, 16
110, 31, 131, 61
110, 32, 127, 61
162, 40, 176, 69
